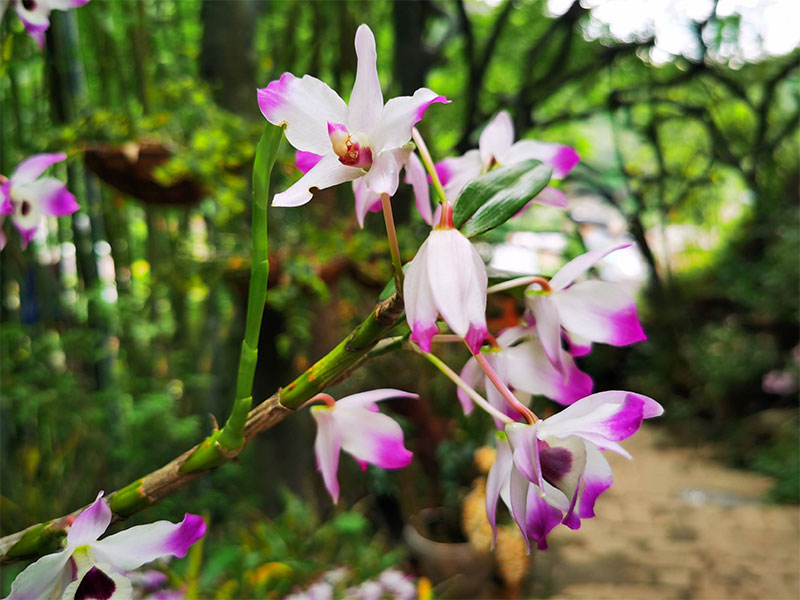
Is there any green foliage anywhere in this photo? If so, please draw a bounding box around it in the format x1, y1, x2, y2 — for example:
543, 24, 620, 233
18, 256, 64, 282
454, 160, 553, 237
195, 490, 406, 598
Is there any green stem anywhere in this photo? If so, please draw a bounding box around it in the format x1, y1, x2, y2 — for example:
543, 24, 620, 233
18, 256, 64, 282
279, 292, 405, 409
408, 342, 513, 425
381, 192, 404, 296
472, 349, 537, 424
412, 127, 449, 206
183, 125, 282, 469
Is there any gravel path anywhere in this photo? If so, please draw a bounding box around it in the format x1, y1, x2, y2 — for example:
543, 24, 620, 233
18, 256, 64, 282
529, 426, 800, 599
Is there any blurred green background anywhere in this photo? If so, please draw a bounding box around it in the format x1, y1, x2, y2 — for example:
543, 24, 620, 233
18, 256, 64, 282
1, 0, 797, 597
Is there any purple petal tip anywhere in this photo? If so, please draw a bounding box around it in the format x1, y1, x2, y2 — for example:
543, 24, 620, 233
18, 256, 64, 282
166, 514, 206, 558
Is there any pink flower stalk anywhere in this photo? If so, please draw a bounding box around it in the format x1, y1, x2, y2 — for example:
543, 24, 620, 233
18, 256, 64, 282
295, 150, 434, 227
9, 0, 91, 49
525, 243, 647, 375
486, 391, 663, 551
1, 153, 79, 249
435, 110, 579, 205
404, 215, 489, 354
3, 491, 205, 600
258, 24, 448, 210
458, 326, 593, 426
311, 389, 416, 503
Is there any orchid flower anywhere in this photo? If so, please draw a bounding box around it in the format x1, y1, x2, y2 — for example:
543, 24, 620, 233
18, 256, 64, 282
258, 24, 447, 210
295, 150, 434, 227
8, 0, 90, 49
458, 326, 593, 427
3, 491, 205, 600
486, 391, 663, 551
524, 243, 647, 375
435, 110, 579, 206
403, 207, 488, 354
1, 153, 79, 249
311, 389, 416, 503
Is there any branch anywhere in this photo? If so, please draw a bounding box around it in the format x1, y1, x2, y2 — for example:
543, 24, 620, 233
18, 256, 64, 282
0, 292, 405, 563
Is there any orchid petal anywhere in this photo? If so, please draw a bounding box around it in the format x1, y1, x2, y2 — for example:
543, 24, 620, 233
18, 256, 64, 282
371, 89, 448, 152
1, 181, 13, 214
503, 140, 579, 179
508, 467, 532, 551
337, 408, 413, 470
437, 150, 481, 201
506, 423, 541, 486
404, 238, 440, 352
363, 148, 409, 197
2, 549, 71, 600
479, 111, 514, 171
532, 186, 569, 208
485, 435, 513, 544
353, 179, 381, 227
257, 73, 348, 155
549, 243, 633, 291
426, 229, 486, 339
564, 330, 592, 357
504, 339, 593, 405
495, 326, 531, 347
526, 294, 565, 377
337, 388, 417, 411
557, 280, 647, 346
272, 153, 362, 207
11, 153, 67, 185
578, 443, 613, 519
525, 484, 566, 551
404, 152, 432, 225
348, 25, 383, 133
68, 491, 111, 547
538, 391, 663, 455
311, 407, 342, 503
456, 357, 479, 415
296, 151, 324, 174
22, 178, 79, 216
464, 248, 490, 353
91, 514, 205, 571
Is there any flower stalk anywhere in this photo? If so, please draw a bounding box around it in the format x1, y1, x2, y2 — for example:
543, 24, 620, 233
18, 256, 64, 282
472, 349, 538, 424
381, 192, 405, 295
408, 342, 513, 426
411, 127, 448, 206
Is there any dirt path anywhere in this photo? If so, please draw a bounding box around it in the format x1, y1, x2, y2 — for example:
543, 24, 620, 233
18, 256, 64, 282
529, 425, 800, 599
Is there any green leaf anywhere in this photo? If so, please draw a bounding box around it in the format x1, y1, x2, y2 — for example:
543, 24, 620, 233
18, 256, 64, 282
453, 159, 552, 237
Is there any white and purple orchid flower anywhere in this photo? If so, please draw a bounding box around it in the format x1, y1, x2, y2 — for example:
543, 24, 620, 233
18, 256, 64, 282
458, 326, 593, 427
258, 24, 447, 210
486, 391, 663, 551
311, 389, 416, 503
7, 0, 90, 49
3, 491, 205, 600
404, 213, 489, 354
1, 152, 79, 250
524, 243, 647, 375
435, 110, 579, 206
295, 149, 434, 227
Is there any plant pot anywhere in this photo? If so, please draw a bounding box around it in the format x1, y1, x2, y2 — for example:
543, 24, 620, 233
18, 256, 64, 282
403, 508, 492, 599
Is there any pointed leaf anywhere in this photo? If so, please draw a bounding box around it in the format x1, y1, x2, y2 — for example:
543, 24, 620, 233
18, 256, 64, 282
453, 159, 552, 237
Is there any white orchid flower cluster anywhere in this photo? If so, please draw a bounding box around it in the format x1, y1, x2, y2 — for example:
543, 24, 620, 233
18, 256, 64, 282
258, 23, 661, 551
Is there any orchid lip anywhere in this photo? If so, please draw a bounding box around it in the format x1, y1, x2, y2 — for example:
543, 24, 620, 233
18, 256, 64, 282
328, 123, 373, 169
